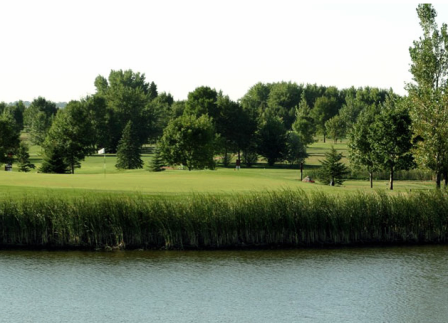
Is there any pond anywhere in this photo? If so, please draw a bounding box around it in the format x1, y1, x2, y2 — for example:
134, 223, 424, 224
0, 246, 447, 322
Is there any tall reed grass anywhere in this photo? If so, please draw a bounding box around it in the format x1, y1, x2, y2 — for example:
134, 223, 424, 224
0, 190, 447, 250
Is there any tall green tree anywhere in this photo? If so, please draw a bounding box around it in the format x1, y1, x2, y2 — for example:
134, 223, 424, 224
284, 131, 307, 167
0, 115, 20, 166
348, 106, 380, 188
257, 109, 288, 166
115, 121, 144, 170
267, 81, 302, 129
3, 101, 26, 132
40, 144, 70, 174
183, 86, 218, 119
311, 96, 339, 143
148, 145, 165, 172
325, 115, 346, 143
240, 82, 271, 115
407, 4, 448, 189
215, 93, 257, 165
94, 69, 156, 151
319, 146, 349, 186
41, 101, 94, 174
159, 114, 216, 171
292, 93, 316, 146
146, 92, 175, 141
369, 97, 415, 190
16, 142, 35, 172
24, 97, 58, 145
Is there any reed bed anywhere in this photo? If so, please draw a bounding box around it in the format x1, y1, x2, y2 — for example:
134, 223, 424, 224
0, 190, 447, 250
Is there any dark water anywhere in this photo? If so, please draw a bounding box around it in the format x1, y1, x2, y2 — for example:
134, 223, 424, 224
0, 246, 447, 322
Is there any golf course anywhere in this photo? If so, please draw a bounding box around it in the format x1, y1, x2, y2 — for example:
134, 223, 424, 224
0, 140, 435, 200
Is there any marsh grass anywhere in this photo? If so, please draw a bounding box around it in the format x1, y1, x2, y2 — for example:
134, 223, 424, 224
0, 189, 447, 250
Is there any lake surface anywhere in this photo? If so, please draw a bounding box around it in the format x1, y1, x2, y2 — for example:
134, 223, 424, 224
0, 246, 447, 322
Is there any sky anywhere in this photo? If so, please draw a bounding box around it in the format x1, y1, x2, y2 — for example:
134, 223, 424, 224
1, 1, 448, 103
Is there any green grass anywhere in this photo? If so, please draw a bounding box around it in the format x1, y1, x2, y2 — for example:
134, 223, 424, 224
0, 136, 442, 250
0, 136, 436, 201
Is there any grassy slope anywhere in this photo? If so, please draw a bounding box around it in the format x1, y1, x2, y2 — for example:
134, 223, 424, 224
0, 138, 434, 200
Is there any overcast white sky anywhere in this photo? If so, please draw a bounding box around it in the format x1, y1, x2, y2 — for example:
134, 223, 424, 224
1, 1, 448, 103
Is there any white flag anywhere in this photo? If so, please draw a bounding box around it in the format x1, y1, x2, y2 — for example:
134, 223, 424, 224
98, 148, 105, 154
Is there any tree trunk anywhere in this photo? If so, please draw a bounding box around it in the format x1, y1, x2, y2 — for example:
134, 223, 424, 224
223, 146, 228, 167
389, 167, 394, 190
436, 171, 442, 189
444, 171, 448, 190
370, 172, 373, 188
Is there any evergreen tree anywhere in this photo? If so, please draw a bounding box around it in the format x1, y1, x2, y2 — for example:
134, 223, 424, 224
319, 146, 349, 186
115, 121, 144, 169
148, 145, 165, 172
40, 144, 70, 174
16, 142, 35, 172
292, 93, 316, 146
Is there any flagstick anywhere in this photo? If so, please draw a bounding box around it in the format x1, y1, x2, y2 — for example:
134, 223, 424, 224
103, 154, 106, 178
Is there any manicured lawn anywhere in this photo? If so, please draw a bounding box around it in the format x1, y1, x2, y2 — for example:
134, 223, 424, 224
0, 137, 435, 200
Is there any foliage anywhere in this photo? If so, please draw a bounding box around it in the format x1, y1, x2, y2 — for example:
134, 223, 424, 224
267, 81, 302, 128
311, 96, 339, 142
41, 101, 94, 174
338, 93, 365, 130
319, 146, 349, 186
16, 142, 35, 172
40, 144, 70, 174
370, 96, 415, 190
0, 115, 20, 166
159, 114, 217, 171
292, 93, 316, 146
284, 131, 307, 166
148, 145, 165, 172
146, 92, 175, 141
24, 97, 58, 145
348, 105, 380, 188
242, 143, 258, 167
115, 121, 144, 170
2, 101, 26, 132
407, 4, 448, 189
256, 109, 288, 166
325, 114, 346, 143
215, 93, 257, 164
94, 69, 157, 151
183, 86, 218, 119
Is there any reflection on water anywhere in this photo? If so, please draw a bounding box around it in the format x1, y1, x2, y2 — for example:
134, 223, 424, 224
0, 246, 447, 322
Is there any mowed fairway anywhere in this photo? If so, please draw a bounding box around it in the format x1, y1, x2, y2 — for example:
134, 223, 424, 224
0, 139, 435, 200
0, 166, 434, 200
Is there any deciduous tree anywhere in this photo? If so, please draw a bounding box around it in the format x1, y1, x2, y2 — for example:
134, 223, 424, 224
24, 97, 58, 145
407, 4, 448, 188
257, 109, 288, 166
159, 114, 216, 171
369, 97, 414, 190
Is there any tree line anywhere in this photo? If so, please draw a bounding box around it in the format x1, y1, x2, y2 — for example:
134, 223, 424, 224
0, 4, 446, 190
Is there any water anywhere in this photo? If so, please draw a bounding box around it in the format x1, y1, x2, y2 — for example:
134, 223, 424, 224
0, 246, 447, 322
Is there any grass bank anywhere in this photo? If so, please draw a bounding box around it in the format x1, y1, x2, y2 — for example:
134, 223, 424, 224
1, 190, 447, 250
